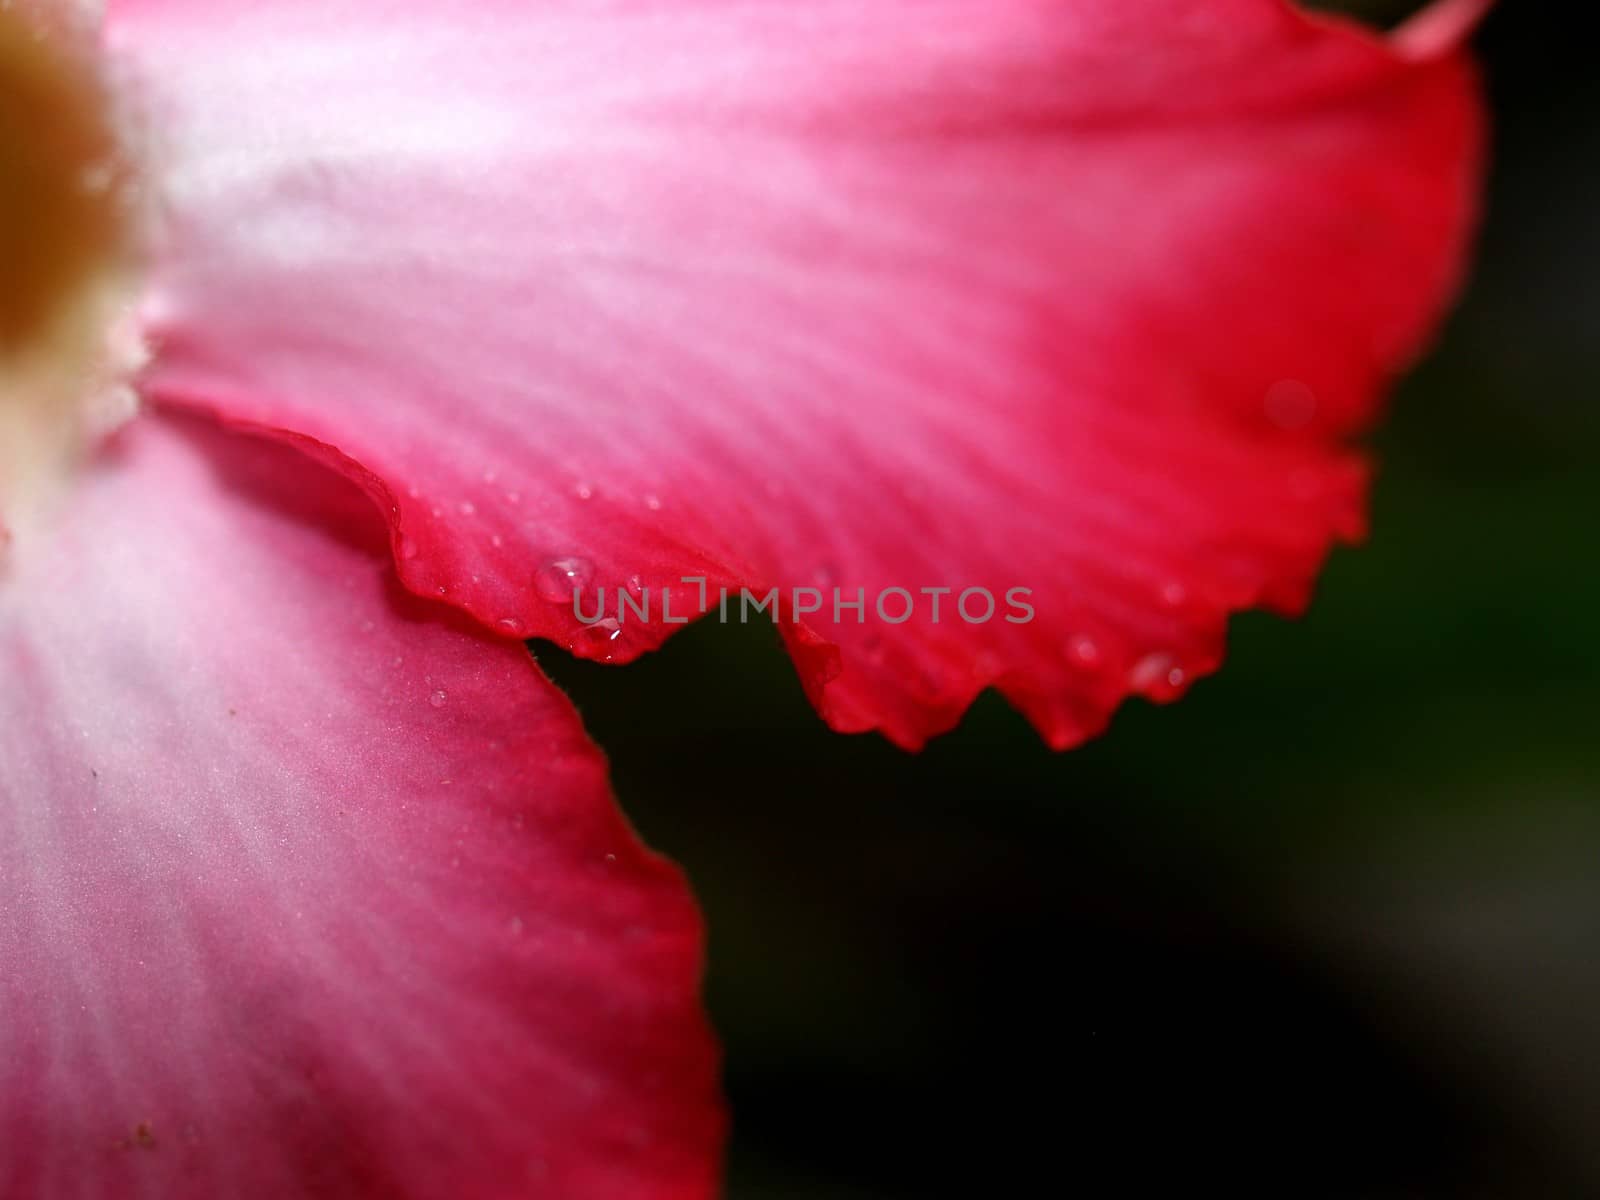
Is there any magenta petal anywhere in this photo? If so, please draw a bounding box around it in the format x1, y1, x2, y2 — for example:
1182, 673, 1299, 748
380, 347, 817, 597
109, 0, 1486, 747
0, 415, 721, 1198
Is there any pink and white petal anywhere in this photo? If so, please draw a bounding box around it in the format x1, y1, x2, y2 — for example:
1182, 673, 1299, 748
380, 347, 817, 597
106, 0, 1487, 748
0, 414, 722, 1199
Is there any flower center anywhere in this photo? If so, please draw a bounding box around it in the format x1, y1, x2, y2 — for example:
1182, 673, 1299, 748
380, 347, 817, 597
0, 2, 139, 523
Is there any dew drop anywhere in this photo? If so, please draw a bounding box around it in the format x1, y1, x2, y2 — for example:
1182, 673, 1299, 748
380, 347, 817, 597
643, 493, 662, 512
459, 501, 477, 517
574, 481, 595, 501
1160, 582, 1188, 608
497, 617, 525, 636
490, 534, 505, 549
534, 556, 594, 603
1264, 379, 1317, 430
429, 689, 448, 709
577, 617, 624, 660
1131, 652, 1184, 699
397, 536, 420, 561
1069, 635, 1100, 667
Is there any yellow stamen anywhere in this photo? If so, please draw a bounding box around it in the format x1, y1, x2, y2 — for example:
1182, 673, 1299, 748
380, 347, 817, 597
1, 3, 127, 353
1, 2, 139, 522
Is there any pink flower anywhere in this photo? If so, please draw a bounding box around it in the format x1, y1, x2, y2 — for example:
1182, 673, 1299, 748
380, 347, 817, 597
1, 0, 1487, 1196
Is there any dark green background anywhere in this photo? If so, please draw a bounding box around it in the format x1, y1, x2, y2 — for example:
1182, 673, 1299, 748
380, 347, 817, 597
545, 4, 1599, 1195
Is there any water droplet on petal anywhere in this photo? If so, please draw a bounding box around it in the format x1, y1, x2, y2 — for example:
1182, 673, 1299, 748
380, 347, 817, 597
1069, 635, 1100, 667
574, 481, 594, 501
1264, 379, 1318, 430
576, 617, 624, 660
497, 617, 525, 636
534, 556, 594, 603
1131, 652, 1184, 699
397, 536, 420, 561
459, 501, 477, 517
429, 689, 448, 708
643, 493, 662, 512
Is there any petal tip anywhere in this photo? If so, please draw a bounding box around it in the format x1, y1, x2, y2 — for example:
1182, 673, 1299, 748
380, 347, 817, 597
1390, 0, 1494, 60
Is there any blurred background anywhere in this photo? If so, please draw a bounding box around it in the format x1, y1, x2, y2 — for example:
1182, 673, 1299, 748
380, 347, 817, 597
544, 4, 1599, 1196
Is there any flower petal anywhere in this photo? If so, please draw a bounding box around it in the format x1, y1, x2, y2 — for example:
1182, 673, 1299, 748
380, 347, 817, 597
108, 0, 1486, 747
0, 413, 721, 1198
